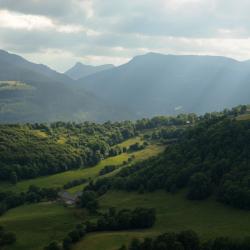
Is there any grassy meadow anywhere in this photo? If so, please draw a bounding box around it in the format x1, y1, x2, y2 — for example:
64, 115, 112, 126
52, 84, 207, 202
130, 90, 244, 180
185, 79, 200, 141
0, 202, 78, 250
0, 136, 165, 250
0, 136, 164, 194
0, 134, 250, 250
73, 190, 250, 250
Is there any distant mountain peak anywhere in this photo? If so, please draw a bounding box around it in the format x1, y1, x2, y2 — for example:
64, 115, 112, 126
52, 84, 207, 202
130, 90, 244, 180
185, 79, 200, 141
65, 62, 115, 80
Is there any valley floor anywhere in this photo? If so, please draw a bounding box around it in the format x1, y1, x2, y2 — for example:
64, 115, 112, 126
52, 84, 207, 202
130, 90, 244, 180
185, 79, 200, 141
1, 202, 78, 250
73, 190, 250, 250
0, 136, 165, 250
1, 133, 250, 250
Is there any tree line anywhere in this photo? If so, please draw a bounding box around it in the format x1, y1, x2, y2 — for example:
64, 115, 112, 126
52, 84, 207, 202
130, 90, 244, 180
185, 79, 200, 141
118, 230, 250, 250
44, 207, 155, 250
0, 185, 59, 215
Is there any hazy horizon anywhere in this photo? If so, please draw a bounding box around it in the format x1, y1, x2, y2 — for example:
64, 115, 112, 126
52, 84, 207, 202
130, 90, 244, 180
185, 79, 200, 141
2, 49, 250, 74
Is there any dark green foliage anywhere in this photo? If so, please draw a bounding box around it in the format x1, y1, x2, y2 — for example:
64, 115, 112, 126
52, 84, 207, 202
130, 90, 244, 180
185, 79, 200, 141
0, 113, 198, 183
44, 241, 61, 250
119, 231, 250, 250
187, 173, 211, 200
62, 237, 72, 250
96, 207, 156, 231
0, 121, 136, 182
63, 178, 87, 189
0, 185, 59, 215
78, 191, 99, 212
128, 143, 145, 152
0, 226, 16, 247
99, 165, 116, 176
177, 230, 200, 250
62, 224, 86, 250
68, 230, 81, 243
119, 117, 250, 209
10, 171, 18, 185
84, 111, 250, 210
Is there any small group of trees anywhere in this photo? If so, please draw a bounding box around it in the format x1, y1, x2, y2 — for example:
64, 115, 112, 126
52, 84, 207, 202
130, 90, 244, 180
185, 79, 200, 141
99, 165, 116, 176
44, 207, 155, 250
44, 224, 86, 250
128, 143, 146, 152
119, 230, 250, 250
0, 185, 59, 215
95, 207, 156, 231
63, 178, 87, 189
77, 191, 99, 212
109, 146, 124, 157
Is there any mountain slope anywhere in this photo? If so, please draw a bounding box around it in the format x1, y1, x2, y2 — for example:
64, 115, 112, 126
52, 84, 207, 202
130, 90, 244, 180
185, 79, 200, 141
0, 50, 121, 123
78, 53, 250, 118
65, 62, 114, 80
0, 50, 74, 85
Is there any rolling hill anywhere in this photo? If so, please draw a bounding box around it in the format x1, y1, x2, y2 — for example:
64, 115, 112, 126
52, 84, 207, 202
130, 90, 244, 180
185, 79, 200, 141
78, 53, 250, 119
0, 50, 121, 123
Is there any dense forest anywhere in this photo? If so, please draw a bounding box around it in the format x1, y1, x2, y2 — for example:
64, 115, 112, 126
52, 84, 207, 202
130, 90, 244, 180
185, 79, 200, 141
83, 106, 250, 209
0, 114, 197, 183
0, 121, 136, 182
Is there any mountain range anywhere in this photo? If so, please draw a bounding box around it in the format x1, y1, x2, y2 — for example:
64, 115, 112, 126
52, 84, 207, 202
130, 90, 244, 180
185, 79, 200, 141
65, 62, 114, 80
0, 49, 250, 123
77, 52, 250, 117
0, 50, 121, 123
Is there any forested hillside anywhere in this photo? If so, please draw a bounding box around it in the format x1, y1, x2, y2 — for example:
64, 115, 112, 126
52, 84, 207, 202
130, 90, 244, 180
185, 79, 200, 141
0, 105, 250, 250
0, 50, 120, 123
0, 114, 193, 183
84, 105, 250, 210
0, 121, 137, 182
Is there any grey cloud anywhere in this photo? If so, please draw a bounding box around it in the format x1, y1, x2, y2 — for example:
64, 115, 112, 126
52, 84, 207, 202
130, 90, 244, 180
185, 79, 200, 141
1, 0, 250, 71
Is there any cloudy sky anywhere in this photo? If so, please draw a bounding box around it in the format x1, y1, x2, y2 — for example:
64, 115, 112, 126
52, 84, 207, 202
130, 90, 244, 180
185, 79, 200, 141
0, 0, 250, 72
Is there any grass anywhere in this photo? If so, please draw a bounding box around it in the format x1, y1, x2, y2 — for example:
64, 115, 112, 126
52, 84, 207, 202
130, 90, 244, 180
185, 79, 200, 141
67, 144, 165, 194
31, 130, 48, 138
0, 202, 78, 250
236, 113, 250, 121
57, 136, 67, 144
73, 191, 250, 250
0, 137, 165, 249
0, 81, 33, 91
0, 154, 129, 193
0, 138, 165, 194
115, 137, 142, 148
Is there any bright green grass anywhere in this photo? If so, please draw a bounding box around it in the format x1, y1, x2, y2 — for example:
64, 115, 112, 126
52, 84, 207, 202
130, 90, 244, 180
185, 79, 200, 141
116, 136, 142, 148
0, 136, 158, 194
0, 154, 129, 193
67, 144, 165, 194
0, 142, 164, 194
0, 202, 78, 250
73, 191, 250, 250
